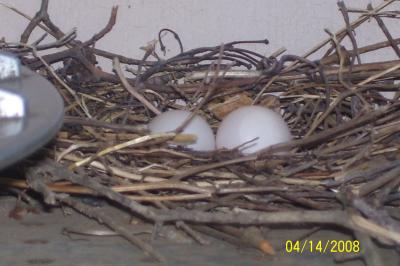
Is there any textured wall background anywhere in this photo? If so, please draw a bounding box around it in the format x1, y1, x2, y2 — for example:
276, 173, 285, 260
1, 0, 398, 68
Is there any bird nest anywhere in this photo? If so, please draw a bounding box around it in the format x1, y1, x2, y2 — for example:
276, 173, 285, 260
1, 0, 400, 263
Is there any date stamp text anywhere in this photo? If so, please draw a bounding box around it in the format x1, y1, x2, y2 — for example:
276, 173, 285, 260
285, 240, 360, 254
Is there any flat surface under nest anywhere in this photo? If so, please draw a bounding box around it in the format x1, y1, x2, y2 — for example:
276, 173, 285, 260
1, 197, 399, 266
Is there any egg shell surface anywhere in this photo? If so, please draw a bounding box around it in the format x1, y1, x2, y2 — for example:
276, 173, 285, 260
216, 106, 291, 154
148, 110, 215, 151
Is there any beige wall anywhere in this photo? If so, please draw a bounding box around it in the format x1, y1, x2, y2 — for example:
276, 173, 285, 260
1, 0, 398, 67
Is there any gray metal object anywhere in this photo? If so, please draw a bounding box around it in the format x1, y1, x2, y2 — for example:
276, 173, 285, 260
0, 88, 26, 119
0, 66, 64, 170
0, 52, 26, 121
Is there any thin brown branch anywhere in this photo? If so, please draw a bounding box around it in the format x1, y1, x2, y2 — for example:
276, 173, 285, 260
58, 196, 165, 262
338, 1, 361, 64
368, 3, 400, 58
82, 6, 118, 47
113, 57, 161, 115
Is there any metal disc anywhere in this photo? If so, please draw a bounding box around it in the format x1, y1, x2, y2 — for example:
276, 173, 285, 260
0, 67, 64, 169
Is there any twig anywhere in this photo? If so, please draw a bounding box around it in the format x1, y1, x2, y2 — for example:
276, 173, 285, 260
338, 1, 361, 64
82, 6, 118, 47
113, 57, 161, 115
353, 166, 400, 197
158, 28, 184, 56
368, 3, 400, 58
63, 116, 148, 133
285, 0, 396, 70
58, 196, 165, 262
305, 62, 400, 137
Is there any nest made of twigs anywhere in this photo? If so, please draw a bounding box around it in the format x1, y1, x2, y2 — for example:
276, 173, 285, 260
2, 0, 400, 263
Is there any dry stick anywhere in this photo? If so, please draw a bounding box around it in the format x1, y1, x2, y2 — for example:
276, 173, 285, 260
138, 191, 210, 245
0, 177, 91, 194
26, 28, 77, 51
191, 225, 247, 247
41, 161, 162, 220
25, 164, 164, 261
1, 2, 78, 51
190, 38, 400, 82
7, 1, 145, 87
350, 214, 400, 245
324, 29, 370, 109
216, 186, 292, 195
258, 104, 399, 156
57, 196, 165, 262
66, 133, 198, 168
320, 37, 400, 66
29, 0, 67, 40
252, 76, 278, 104
63, 116, 147, 133
26, 171, 59, 206
112, 182, 211, 195
21, 0, 117, 48
171, 155, 257, 181
33, 161, 358, 235
305, 61, 400, 137
174, 44, 227, 133
189, 59, 400, 88
368, 3, 400, 58
0, 177, 212, 202
54, 165, 209, 244
121, 38, 159, 124
338, 1, 361, 65
29, 162, 346, 225
376, 174, 400, 207
61, 154, 167, 183
62, 152, 257, 185
82, 6, 118, 47
113, 57, 161, 115
3, 176, 309, 201
357, 37, 400, 55
116, 148, 206, 161
31, 162, 400, 244
69, 133, 176, 170
321, 61, 400, 82
273, 192, 327, 210
345, 8, 397, 16
213, 226, 276, 255
17, 42, 91, 117
285, 0, 396, 70
127, 194, 211, 202
61, 226, 152, 237
0, 3, 153, 67
326, 29, 349, 89
352, 198, 400, 234
20, 0, 49, 43
353, 165, 400, 197
321, 1, 397, 60
155, 208, 400, 245
0, 3, 50, 34
158, 208, 349, 224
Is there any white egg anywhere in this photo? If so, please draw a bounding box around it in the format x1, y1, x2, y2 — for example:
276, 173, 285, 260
216, 105, 291, 154
148, 110, 215, 151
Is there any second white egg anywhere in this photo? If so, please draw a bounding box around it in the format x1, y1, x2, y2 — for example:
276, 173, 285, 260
216, 105, 291, 154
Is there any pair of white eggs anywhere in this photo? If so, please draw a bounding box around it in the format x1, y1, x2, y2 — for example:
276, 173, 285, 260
148, 106, 292, 154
